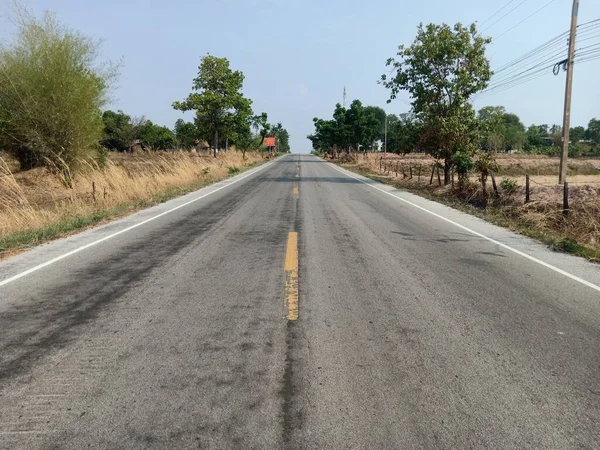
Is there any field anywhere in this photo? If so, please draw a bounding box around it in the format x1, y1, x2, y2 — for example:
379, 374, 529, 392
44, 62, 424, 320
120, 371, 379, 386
0, 151, 265, 256
339, 153, 600, 260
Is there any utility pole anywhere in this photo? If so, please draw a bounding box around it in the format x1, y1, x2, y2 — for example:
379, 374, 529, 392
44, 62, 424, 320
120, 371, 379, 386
384, 115, 388, 153
559, 0, 579, 185
343, 86, 347, 108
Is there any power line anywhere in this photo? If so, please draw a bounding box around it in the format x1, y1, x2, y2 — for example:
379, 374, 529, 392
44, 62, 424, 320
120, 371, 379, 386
478, 0, 520, 29
489, 18, 599, 76
480, 0, 531, 34
476, 50, 599, 100
491, 0, 560, 41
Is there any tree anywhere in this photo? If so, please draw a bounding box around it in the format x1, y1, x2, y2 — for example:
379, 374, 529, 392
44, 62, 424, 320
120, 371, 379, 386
101, 110, 133, 151
386, 113, 421, 153
138, 120, 176, 150
570, 126, 586, 144
174, 119, 197, 149
381, 22, 492, 184
173, 55, 253, 157
363, 105, 387, 143
586, 118, 600, 144
0, 9, 117, 170
307, 101, 379, 155
502, 113, 526, 150
525, 125, 544, 149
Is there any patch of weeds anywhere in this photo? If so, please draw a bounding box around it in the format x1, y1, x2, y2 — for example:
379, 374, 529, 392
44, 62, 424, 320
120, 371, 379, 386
228, 166, 240, 175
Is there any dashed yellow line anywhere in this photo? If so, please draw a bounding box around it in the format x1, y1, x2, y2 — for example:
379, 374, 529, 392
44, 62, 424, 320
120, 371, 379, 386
292, 186, 299, 195
284, 232, 299, 321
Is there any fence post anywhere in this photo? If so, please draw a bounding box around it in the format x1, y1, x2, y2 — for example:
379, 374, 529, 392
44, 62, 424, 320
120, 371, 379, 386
92, 182, 96, 202
104, 187, 107, 199
395, 163, 398, 177
436, 165, 441, 186
430, 165, 435, 185
525, 174, 530, 203
380, 156, 382, 172
451, 168, 454, 188
409, 165, 413, 179
418, 165, 421, 182
402, 165, 406, 179
563, 181, 569, 216
491, 170, 499, 197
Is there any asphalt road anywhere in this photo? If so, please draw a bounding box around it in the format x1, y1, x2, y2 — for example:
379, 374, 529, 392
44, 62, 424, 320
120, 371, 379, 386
1, 154, 600, 449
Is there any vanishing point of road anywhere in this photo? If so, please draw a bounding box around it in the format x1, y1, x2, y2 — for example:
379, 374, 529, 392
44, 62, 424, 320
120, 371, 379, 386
1, 154, 599, 449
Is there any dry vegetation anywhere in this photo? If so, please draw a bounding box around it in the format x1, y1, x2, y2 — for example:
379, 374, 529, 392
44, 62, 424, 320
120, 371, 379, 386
0, 151, 265, 255
339, 153, 600, 260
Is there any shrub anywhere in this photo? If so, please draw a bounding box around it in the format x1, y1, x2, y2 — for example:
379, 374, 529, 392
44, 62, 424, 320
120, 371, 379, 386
227, 166, 240, 174
0, 9, 117, 171
500, 178, 518, 193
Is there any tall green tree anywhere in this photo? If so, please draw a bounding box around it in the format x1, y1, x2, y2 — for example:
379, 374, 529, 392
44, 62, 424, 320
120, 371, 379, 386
363, 105, 387, 143
137, 121, 176, 150
174, 119, 197, 149
570, 126, 586, 144
101, 110, 133, 151
173, 55, 253, 157
381, 22, 492, 184
586, 118, 600, 144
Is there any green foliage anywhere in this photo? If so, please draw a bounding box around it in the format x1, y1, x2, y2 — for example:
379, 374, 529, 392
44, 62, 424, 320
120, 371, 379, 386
500, 178, 518, 193
474, 151, 498, 194
174, 119, 197, 149
101, 110, 133, 151
173, 54, 253, 157
381, 22, 491, 184
227, 166, 240, 174
138, 121, 176, 150
570, 126, 586, 144
363, 106, 387, 142
386, 113, 421, 153
451, 151, 474, 182
0, 9, 117, 170
307, 100, 380, 154
585, 118, 600, 144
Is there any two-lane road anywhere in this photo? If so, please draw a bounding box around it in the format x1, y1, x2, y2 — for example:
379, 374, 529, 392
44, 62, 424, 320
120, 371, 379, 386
1, 154, 599, 449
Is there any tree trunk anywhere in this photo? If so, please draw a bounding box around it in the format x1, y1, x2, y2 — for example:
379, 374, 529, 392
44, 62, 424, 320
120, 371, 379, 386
444, 158, 451, 185
213, 129, 218, 158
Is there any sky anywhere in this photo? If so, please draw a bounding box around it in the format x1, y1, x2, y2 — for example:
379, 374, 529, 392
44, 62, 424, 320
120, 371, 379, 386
2, 0, 599, 153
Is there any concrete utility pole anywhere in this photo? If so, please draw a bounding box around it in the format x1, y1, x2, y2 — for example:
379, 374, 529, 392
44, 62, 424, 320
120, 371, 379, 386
559, 0, 579, 185
384, 115, 388, 153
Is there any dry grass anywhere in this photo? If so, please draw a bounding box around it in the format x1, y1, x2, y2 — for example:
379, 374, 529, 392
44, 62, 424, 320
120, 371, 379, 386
0, 151, 265, 254
340, 153, 600, 260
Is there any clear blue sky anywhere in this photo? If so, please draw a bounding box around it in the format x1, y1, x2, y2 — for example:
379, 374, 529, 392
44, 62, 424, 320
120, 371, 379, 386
2, 0, 600, 152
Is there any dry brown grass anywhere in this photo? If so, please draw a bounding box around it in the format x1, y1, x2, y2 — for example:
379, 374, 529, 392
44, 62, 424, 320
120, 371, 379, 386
0, 151, 264, 250
341, 153, 600, 259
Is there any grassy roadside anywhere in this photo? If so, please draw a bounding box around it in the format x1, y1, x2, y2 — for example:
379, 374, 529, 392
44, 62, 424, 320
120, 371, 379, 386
0, 153, 266, 258
336, 160, 600, 263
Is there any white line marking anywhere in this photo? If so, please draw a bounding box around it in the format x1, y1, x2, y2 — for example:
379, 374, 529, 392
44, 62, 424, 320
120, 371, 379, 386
0, 160, 276, 287
328, 162, 600, 293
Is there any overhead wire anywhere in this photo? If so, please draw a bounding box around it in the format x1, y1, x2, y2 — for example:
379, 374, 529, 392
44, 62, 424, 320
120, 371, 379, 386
478, 0, 520, 30
480, 0, 531, 34
474, 17, 600, 99
491, 0, 560, 41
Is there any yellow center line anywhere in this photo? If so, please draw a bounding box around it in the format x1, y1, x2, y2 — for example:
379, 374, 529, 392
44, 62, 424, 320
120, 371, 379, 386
284, 232, 299, 321
292, 185, 299, 195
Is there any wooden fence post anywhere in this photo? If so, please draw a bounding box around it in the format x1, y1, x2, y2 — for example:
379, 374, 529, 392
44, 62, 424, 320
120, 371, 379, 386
104, 187, 107, 199
525, 174, 530, 203
380, 156, 382, 172
436, 166, 441, 186
92, 182, 97, 202
418, 165, 421, 182
409, 165, 413, 179
563, 181, 569, 216
430, 165, 435, 185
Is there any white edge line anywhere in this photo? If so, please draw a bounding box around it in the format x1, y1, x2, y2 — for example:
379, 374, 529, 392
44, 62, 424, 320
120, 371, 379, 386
328, 161, 600, 294
0, 160, 277, 287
